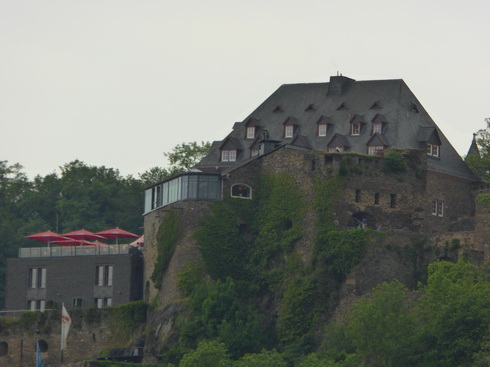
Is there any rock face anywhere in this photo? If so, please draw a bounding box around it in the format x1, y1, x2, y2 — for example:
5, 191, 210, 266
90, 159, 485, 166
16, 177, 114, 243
141, 148, 487, 356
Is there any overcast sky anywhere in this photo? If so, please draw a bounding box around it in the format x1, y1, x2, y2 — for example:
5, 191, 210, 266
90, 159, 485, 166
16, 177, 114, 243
1, 0, 489, 179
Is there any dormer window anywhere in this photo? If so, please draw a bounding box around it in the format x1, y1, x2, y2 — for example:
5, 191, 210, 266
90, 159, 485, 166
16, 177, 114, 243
366, 133, 388, 156
427, 143, 440, 157
316, 115, 332, 137
282, 117, 298, 138
372, 122, 382, 134
351, 123, 360, 136
327, 134, 349, 153
244, 118, 260, 139
250, 148, 260, 157
246, 126, 256, 139
367, 145, 384, 156
349, 115, 364, 136
221, 150, 237, 162
318, 124, 328, 137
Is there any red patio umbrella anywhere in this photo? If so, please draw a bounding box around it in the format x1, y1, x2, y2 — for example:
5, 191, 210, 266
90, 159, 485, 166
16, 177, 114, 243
95, 227, 139, 244
62, 229, 107, 241
25, 230, 68, 247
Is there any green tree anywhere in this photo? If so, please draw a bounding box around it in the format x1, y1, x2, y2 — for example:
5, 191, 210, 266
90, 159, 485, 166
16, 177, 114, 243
179, 340, 232, 367
234, 349, 287, 367
165, 141, 211, 171
414, 260, 490, 366
345, 279, 415, 367
465, 117, 490, 181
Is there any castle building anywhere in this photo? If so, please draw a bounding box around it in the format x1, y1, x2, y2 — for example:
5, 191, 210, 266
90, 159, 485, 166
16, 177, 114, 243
144, 75, 479, 231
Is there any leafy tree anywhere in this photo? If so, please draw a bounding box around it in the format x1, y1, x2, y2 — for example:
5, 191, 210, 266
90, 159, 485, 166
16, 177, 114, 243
234, 349, 287, 367
465, 118, 490, 181
165, 141, 211, 171
179, 340, 232, 367
139, 141, 210, 186
414, 260, 490, 366
345, 279, 415, 367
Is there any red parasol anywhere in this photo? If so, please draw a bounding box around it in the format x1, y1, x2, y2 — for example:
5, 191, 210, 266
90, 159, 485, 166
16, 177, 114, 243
25, 230, 68, 247
95, 227, 139, 244
62, 229, 107, 241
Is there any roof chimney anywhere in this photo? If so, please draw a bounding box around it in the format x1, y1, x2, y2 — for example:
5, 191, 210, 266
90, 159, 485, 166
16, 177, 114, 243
327, 75, 355, 96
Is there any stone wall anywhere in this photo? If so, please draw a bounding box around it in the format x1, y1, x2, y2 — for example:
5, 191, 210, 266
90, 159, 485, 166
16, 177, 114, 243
0, 309, 142, 367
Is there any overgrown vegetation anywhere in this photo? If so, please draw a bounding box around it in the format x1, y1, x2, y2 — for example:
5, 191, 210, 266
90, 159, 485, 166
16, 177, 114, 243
151, 210, 184, 289
383, 150, 407, 173
108, 300, 149, 342
167, 172, 372, 365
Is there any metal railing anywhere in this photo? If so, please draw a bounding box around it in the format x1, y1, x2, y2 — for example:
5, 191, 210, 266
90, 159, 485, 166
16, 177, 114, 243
19, 244, 131, 258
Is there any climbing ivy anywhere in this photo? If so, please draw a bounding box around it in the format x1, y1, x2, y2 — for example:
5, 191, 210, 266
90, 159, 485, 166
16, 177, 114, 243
151, 210, 183, 289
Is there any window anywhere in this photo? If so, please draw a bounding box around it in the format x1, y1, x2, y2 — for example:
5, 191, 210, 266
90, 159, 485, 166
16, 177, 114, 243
73, 298, 83, 308
427, 143, 440, 157
372, 122, 382, 134
28, 300, 45, 312
390, 194, 397, 208
318, 124, 327, 137
231, 184, 252, 199
284, 125, 294, 138
246, 126, 255, 139
221, 150, 237, 162
355, 189, 361, 203
351, 123, 360, 136
95, 297, 112, 309
328, 146, 344, 153
368, 145, 384, 156
95, 265, 113, 286
374, 193, 380, 205
432, 200, 444, 217
250, 148, 260, 157
29, 268, 46, 289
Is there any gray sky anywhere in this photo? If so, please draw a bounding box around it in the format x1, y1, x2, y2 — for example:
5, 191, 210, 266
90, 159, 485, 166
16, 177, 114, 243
1, 0, 489, 179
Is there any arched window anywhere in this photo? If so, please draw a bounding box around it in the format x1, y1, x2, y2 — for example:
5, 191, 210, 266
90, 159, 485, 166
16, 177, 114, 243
37, 340, 48, 352
231, 184, 252, 199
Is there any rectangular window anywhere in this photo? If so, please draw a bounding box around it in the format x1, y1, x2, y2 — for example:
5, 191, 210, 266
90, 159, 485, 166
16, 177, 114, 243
390, 194, 397, 208
284, 125, 294, 138
318, 124, 327, 137
95, 298, 112, 309
28, 300, 45, 312
427, 144, 440, 157
372, 122, 382, 134
73, 298, 83, 308
221, 150, 237, 162
250, 148, 259, 157
368, 146, 383, 155
96, 265, 114, 286
432, 200, 444, 217
29, 268, 46, 289
351, 124, 360, 136
246, 126, 255, 139
374, 193, 380, 205
355, 189, 361, 203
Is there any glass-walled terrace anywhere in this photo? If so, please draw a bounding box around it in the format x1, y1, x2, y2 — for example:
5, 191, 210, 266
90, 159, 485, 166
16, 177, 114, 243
144, 172, 221, 214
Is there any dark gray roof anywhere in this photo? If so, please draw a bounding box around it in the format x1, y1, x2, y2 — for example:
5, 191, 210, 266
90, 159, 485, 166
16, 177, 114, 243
196, 76, 478, 181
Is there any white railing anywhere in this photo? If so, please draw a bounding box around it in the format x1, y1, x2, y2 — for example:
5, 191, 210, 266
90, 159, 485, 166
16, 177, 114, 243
19, 244, 131, 258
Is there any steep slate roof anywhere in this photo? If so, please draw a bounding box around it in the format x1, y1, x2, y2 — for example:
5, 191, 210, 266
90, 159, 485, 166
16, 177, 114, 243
196, 76, 478, 181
